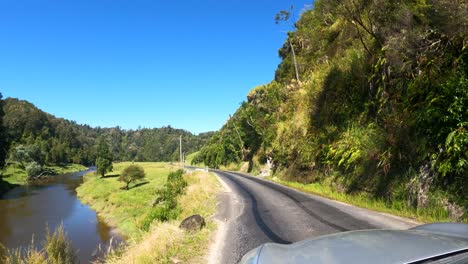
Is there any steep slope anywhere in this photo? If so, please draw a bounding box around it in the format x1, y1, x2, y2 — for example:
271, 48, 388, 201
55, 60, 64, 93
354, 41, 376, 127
195, 0, 467, 220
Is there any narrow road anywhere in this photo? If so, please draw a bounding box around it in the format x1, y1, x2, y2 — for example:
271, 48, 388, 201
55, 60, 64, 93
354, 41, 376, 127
212, 170, 418, 264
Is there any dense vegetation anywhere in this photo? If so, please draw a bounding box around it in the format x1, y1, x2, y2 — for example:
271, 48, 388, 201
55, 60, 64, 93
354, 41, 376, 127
0, 97, 213, 169
195, 0, 467, 220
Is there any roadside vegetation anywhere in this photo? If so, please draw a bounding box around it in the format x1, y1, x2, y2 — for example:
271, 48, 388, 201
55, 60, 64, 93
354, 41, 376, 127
269, 176, 465, 223
77, 162, 221, 263
194, 0, 467, 222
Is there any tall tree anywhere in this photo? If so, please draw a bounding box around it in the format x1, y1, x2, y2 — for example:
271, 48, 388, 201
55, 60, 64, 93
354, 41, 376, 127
275, 6, 300, 82
96, 138, 113, 177
0, 93, 7, 171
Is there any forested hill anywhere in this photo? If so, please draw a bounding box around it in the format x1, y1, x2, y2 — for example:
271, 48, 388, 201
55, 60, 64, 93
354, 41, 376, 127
2, 97, 214, 165
195, 0, 467, 216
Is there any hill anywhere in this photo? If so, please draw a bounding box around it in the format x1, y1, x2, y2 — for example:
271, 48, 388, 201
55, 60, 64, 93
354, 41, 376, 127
1, 97, 214, 166
194, 0, 467, 220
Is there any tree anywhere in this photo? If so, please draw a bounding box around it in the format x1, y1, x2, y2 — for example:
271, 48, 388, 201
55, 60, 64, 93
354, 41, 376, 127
275, 6, 300, 82
95, 138, 113, 177
10, 145, 32, 169
119, 164, 145, 190
0, 93, 7, 170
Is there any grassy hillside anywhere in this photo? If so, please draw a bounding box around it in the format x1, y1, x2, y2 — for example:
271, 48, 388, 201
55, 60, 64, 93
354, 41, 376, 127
76, 162, 221, 263
195, 0, 467, 222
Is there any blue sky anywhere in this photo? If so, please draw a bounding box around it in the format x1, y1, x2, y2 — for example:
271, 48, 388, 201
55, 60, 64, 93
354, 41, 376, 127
0, 0, 313, 134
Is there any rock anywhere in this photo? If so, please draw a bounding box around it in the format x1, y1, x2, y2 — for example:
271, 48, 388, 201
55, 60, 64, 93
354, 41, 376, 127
179, 214, 205, 231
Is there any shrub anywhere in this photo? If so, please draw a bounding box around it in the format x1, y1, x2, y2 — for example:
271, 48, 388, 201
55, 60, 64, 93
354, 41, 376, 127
26, 161, 42, 179
140, 205, 181, 231
119, 165, 145, 190
141, 170, 188, 231
166, 169, 188, 195
44, 224, 77, 264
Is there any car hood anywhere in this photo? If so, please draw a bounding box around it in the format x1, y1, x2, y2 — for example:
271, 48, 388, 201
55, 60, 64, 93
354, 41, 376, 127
241, 224, 468, 264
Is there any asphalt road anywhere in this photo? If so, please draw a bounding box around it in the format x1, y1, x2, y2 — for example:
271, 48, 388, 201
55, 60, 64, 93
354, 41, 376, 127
211, 170, 418, 264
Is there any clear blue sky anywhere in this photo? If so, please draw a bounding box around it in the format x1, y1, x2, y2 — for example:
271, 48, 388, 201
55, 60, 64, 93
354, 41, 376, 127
0, 0, 313, 134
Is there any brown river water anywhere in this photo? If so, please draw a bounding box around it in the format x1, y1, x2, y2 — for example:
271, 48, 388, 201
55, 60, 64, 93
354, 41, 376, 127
0, 168, 122, 263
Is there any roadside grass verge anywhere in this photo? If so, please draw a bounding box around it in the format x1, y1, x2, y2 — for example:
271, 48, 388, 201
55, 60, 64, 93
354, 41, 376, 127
268, 176, 467, 223
77, 162, 221, 263
105, 170, 221, 264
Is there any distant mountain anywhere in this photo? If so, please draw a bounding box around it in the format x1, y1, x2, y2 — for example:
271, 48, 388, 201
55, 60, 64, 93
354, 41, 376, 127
2, 97, 214, 165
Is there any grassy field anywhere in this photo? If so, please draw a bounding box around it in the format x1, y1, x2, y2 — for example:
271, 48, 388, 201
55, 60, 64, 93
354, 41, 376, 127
268, 176, 467, 223
185, 152, 198, 165
1, 163, 87, 185
76, 162, 221, 263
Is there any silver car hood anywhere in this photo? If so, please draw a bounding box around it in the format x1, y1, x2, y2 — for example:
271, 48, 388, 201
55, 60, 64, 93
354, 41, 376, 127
241, 223, 468, 264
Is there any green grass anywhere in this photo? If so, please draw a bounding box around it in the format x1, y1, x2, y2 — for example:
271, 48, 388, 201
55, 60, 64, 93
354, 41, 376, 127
185, 151, 206, 167
77, 162, 174, 238
1, 163, 87, 185
77, 162, 221, 263
268, 176, 467, 223
185, 152, 198, 165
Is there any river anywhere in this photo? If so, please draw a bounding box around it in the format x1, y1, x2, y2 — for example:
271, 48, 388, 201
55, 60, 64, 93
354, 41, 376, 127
0, 168, 122, 263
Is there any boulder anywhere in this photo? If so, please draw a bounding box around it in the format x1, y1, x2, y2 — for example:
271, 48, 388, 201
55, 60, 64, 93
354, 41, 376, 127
179, 214, 205, 231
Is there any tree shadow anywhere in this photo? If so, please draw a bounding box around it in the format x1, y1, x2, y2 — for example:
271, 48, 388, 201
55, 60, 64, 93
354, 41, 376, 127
131, 181, 149, 189
103, 174, 120, 178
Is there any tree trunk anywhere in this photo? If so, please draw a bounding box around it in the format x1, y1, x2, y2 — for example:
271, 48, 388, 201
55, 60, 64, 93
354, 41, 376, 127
289, 39, 300, 82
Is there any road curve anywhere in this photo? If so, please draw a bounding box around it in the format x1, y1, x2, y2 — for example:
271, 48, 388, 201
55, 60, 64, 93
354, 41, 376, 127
211, 170, 418, 264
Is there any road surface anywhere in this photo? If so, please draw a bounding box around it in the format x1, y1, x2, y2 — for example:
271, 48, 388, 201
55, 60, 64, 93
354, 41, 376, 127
211, 170, 419, 264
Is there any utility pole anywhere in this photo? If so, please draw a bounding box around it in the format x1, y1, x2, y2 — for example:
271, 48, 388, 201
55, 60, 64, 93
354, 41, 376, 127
179, 135, 183, 168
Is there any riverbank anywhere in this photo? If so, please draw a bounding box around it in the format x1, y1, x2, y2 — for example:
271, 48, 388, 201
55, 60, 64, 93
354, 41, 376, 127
0, 168, 120, 263
0, 163, 87, 196
76, 162, 221, 263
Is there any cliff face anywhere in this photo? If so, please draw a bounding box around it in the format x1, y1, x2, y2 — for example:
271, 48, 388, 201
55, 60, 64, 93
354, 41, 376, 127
195, 0, 467, 218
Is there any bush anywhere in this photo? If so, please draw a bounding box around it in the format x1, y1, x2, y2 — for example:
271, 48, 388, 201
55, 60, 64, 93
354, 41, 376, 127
26, 161, 42, 179
119, 165, 145, 190
44, 224, 77, 264
140, 205, 181, 231
141, 169, 188, 231
166, 169, 188, 195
